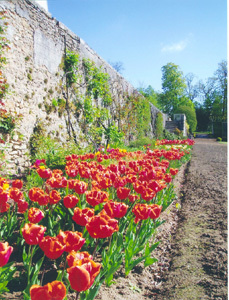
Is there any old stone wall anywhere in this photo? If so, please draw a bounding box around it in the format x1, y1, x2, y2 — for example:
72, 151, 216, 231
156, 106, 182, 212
0, 0, 164, 174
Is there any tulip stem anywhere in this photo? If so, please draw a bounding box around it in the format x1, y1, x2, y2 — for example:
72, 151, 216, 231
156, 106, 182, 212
61, 254, 67, 281
75, 291, 80, 300
92, 238, 99, 258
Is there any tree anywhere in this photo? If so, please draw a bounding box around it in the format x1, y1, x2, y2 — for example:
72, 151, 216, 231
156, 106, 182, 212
175, 103, 197, 133
214, 60, 227, 120
138, 85, 160, 108
158, 63, 187, 116
185, 73, 199, 101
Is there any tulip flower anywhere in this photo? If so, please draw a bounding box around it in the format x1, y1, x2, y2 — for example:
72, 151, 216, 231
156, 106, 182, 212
116, 187, 131, 200
65, 164, 78, 177
17, 199, 29, 213
150, 204, 162, 219
22, 223, 46, 245
67, 258, 101, 292
85, 189, 108, 207
72, 207, 94, 226
132, 203, 162, 223
128, 194, 139, 203
104, 201, 128, 218
164, 173, 172, 183
39, 236, 66, 259
9, 187, 23, 203
12, 179, 23, 189
141, 187, 156, 202
67, 251, 93, 267
0, 186, 8, 202
30, 280, 66, 300
86, 210, 119, 239
63, 194, 79, 208
49, 190, 61, 205
170, 168, 179, 176
0, 242, 13, 267
29, 187, 49, 205
28, 207, 44, 223
37, 167, 52, 179
57, 230, 85, 253
74, 180, 88, 194
0, 200, 10, 213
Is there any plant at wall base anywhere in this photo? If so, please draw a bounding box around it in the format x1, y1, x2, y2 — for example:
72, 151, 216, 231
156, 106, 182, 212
155, 112, 164, 139
117, 93, 151, 142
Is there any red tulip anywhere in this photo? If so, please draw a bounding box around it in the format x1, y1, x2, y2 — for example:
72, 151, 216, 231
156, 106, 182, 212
72, 207, 94, 226
39, 236, 66, 259
12, 179, 23, 189
28, 208, 44, 223
0, 187, 8, 202
164, 173, 172, 183
116, 187, 131, 200
150, 204, 162, 219
67, 258, 101, 292
104, 201, 128, 218
67, 251, 93, 267
85, 189, 108, 207
30, 280, 66, 300
63, 194, 79, 208
17, 199, 29, 213
37, 167, 52, 179
86, 210, 119, 239
49, 190, 61, 205
9, 187, 23, 203
128, 194, 139, 203
57, 230, 85, 253
22, 223, 46, 245
0, 242, 13, 267
29, 187, 49, 206
74, 180, 88, 194
170, 168, 179, 176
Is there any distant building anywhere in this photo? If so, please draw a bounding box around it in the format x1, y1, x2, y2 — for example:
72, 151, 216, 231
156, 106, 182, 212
35, 0, 48, 11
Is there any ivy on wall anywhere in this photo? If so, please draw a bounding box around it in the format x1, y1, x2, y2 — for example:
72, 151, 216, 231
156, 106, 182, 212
60, 48, 154, 149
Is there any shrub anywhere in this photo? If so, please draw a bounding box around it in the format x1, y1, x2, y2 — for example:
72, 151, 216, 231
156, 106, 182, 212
155, 113, 164, 139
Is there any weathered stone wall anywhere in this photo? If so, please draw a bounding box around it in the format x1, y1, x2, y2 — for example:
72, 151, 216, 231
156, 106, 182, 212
0, 0, 164, 174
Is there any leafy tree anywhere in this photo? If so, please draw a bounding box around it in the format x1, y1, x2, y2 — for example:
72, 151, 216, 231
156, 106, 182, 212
175, 104, 197, 133
158, 63, 187, 116
138, 85, 160, 108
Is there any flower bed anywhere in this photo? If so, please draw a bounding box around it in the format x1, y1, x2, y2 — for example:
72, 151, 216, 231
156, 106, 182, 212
0, 139, 194, 300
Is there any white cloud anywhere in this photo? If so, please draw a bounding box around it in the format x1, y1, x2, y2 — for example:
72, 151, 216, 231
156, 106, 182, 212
161, 38, 189, 53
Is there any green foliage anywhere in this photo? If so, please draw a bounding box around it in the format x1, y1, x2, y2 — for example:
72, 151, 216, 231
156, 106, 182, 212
155, 112, 164, 139
175, 104, 197, 133
138, 85, 160, 109
29, 133, 81, 170
128, 137, 153, 149
64, 50, 79, 87
158, 63, 188, 116
0, 262, 16, 294
163, 129, 179, 140
83, 58, 112, 106
120, 93, 151, 141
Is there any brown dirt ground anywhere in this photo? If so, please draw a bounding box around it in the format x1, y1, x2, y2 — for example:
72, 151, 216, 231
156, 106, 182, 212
95, 138, 228, 300
3, 138, 227, 300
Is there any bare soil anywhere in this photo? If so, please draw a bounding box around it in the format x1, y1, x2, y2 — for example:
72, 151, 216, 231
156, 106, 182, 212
96, 138, 227, 300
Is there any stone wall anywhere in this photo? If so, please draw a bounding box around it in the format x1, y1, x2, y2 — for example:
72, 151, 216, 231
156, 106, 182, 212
0, 0, 163, 174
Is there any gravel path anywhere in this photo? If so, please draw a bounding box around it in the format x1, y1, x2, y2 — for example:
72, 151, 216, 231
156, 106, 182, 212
156, 138, 227, 300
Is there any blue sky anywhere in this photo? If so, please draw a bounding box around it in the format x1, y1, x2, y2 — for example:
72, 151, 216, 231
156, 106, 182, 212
46, 0, 227, 92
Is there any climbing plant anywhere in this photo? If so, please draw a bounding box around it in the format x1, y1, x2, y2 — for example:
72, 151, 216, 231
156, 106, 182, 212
117, 93, 152, 141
